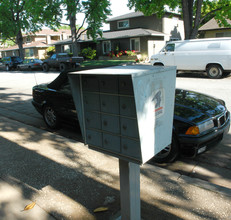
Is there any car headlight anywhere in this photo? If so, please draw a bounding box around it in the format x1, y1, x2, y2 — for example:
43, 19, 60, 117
185, 120, 214, 135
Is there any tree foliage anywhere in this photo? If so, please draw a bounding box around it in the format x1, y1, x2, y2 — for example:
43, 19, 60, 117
60, 0, 111, 55
128, 0, 231, 39
0, 0, 61, 59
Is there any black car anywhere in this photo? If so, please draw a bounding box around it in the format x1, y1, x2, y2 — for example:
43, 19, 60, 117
2, 56, 23, 71
32, 72, 230, 163
18, 59, 43, 70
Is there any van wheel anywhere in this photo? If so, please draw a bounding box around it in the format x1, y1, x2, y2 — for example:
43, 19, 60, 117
206, 65, 223, 79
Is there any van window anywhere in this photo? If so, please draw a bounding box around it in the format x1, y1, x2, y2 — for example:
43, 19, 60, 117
163, 44, 175, 52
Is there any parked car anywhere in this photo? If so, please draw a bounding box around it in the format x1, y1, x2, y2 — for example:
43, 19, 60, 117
42, 53, 84, 72
32, 72, 230, 163
150, 38, 231, 79
18, 59, 43, 70
2, 56, 23, 71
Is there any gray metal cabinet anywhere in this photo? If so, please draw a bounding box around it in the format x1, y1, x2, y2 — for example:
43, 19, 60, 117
69, 65, 176, 164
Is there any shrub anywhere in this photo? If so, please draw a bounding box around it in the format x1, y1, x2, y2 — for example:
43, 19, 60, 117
46, 46, 55, 57
80, 47, 96, 60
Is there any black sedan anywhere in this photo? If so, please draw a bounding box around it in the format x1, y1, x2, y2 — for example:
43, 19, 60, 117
32, 72, 230, 163
18, 59, 43, 70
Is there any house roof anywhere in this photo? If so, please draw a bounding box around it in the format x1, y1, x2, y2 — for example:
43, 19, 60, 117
24, 28, 71, 36
199, 18, 231, 31
107, 11, 181, 22
0, 40, 55, 52
107, 11, 144, 21
101, 28, 166, 39
53, 28, 166, 45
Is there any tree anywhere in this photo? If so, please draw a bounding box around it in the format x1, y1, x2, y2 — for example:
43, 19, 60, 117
60, 0, 111, 56
127, 0, 231, 39
0, 0, 61, 59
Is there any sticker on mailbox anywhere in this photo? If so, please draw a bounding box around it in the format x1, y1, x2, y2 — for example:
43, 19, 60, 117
152, 88, 164, 118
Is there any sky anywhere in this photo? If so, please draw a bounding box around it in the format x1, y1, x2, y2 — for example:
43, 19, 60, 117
103, 0, 134, 30
69, 0, 134, 30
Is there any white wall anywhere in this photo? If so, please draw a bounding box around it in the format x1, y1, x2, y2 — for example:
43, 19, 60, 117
162, 16, 185, 41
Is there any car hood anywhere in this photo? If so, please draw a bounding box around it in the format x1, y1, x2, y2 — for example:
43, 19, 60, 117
174, 89, 226, 123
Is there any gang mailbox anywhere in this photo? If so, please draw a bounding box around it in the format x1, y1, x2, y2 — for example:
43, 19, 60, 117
68, 65, 176, 164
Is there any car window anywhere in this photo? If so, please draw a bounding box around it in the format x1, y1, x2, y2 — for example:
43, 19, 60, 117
51, 54, 56, 59
23, 59, 28, 64
58, 82, 72, 95
163, 44, 175, 52
12, 57, 22, 62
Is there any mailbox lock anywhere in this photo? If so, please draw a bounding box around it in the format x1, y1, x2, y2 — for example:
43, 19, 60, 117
122, 104, 126, 109
101, 81, 106, 86
86, 118, 90, 123
103, 120, 108, 126
121, 82, 126, 87
104, 139, 108, 145
102, 101, 106, 107
122, 125, 127, 130
87, 135, 91, 140
123, 144, 128, 150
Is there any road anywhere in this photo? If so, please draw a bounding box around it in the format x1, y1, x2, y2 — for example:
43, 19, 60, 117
0, 69, 231, 191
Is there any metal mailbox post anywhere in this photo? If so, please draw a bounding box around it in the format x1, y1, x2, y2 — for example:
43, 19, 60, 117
68, 65, 176, 219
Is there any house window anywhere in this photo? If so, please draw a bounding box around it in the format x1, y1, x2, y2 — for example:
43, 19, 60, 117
216, 32, 231, 37
102, 41, 111, 54
25, 48, 34, 57
26, 36, 31, 43
130, 38, 140, 52
61, 45, 73, 53
118, 20, 129, 29
12, 51, 17, 56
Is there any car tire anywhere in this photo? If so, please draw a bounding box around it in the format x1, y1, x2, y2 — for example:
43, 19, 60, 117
206, 64, 223, 79
59, 63, 67, 72
43, 105, 60, 129
43, 63, 50, 72
152, 133, 179, 163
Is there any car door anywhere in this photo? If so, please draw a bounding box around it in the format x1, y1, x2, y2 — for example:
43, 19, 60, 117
49, 54, 58, 68
55, 81, 77, 120
158, 43, 175, 66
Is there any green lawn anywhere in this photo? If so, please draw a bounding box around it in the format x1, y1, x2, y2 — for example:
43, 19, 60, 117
80, 59, 135, 67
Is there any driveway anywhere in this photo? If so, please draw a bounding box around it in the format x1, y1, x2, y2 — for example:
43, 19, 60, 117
0, 69, 231, 191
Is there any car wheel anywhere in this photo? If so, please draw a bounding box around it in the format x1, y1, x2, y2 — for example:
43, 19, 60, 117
152, 134, 179, 163
59, 63, 67, 72
43, 105, 60, 129
42, 63, 50, 72
206, 64, 223, 79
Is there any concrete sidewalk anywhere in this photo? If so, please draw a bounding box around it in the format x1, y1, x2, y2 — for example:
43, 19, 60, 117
1, 115, 231, 220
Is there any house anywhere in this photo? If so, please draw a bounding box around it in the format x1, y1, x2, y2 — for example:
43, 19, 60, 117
54, 11, 184, 60
0, 29, 71, 59
198, 18, 231, 38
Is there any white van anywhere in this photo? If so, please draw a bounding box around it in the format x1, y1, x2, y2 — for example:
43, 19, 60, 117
150, 38, 231, 79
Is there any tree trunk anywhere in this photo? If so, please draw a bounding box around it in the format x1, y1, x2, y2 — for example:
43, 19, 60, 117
182, 0, 192, 39
182, 0, 203, 39
190, 0, 203, 39
16, 30, 24, 59
69, 14, 79, 56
